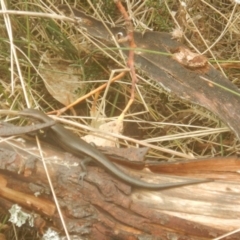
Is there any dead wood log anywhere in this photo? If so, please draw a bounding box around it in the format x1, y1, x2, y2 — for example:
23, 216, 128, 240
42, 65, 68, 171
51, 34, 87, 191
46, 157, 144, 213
0, 136, 239, 239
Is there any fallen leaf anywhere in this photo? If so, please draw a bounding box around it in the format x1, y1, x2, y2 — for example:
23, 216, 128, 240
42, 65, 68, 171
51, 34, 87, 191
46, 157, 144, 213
39, 52, 85, 106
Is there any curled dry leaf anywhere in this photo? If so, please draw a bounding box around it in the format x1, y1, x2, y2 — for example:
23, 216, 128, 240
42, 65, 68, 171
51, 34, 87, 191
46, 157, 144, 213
82, 119, 123, 147
172, 46, 208, 69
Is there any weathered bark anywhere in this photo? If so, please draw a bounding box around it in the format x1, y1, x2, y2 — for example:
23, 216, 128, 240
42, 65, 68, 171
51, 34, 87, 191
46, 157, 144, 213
59, 5, 240, 140
0, 136, 239, 239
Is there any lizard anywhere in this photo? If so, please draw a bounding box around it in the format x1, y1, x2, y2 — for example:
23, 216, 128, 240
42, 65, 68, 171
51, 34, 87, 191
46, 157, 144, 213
17, 108, 212, 190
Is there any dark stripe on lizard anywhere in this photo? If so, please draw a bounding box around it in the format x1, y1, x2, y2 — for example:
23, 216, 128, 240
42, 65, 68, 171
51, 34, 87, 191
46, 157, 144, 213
18, 108, 211, 189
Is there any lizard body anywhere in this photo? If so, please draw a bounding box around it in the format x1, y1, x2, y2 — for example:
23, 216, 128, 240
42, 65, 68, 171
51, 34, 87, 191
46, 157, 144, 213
18, 108, 211, 189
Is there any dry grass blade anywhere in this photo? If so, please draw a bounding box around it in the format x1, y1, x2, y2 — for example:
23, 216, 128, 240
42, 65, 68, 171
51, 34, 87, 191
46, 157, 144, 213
0, 0, 240, 239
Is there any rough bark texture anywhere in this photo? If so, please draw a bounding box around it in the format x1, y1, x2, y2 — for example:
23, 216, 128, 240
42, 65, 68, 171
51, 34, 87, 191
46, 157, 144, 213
0, 136, 239, 239
59, 5, 240, 140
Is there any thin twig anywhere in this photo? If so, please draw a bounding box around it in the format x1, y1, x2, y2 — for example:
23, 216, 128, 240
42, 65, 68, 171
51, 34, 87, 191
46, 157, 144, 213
114, 0, 138, 117
49, 71, 127, 116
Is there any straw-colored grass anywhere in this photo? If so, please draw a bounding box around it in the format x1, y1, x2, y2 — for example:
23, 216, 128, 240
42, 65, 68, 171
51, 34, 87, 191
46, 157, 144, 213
0, 0, 240, 238
1, 0, 239, 162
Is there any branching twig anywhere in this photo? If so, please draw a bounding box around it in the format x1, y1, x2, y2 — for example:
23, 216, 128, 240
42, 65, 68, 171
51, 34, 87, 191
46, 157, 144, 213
114, 0, 138, 118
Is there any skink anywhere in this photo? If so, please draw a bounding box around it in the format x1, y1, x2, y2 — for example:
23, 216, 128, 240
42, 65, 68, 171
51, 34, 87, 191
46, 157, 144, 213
18, 108, 211, 189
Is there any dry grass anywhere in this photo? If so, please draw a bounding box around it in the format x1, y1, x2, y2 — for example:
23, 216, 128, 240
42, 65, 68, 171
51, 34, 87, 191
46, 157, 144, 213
0, 0, 240, 160
0, 0, 240, 237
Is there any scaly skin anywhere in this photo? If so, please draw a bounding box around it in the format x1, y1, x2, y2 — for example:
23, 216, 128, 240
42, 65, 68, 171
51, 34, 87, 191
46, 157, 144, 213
18, 108, 211, 189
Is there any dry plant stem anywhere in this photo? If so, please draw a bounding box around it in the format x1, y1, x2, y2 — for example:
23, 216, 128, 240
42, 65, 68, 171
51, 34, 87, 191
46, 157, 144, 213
48, 71, 126, 116
115, 0, 138, 117
92, 90, 100, 113
36, 137, 70, 240
0, 10, 75, 22
213, 227, 240, 240
0, 2, 30, 106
